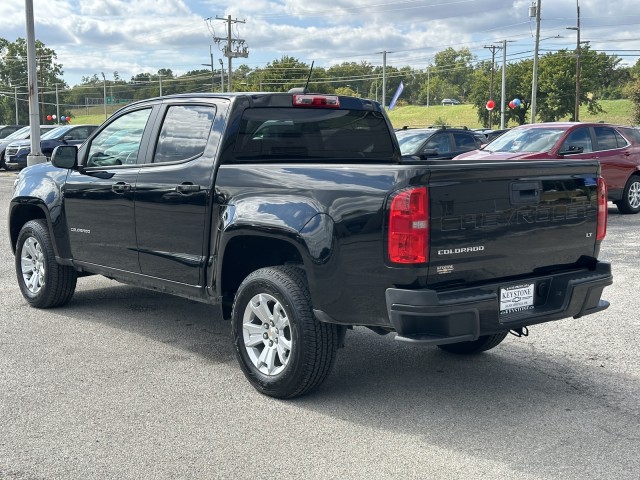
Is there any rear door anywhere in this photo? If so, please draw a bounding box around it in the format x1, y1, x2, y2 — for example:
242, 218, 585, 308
134, 100, 220, 286
591, 125, 636, 192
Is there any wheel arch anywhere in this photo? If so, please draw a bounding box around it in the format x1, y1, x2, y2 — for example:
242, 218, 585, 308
9, 201, 49, 254
218, 231, 307, 317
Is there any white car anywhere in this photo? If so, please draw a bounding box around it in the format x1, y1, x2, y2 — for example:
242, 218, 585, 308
441, 98, 461, 105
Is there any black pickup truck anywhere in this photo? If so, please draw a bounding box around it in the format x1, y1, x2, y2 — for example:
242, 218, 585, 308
9, 92, 613, 398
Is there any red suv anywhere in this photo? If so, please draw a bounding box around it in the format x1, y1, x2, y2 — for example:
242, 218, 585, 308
454, 122, 640, 214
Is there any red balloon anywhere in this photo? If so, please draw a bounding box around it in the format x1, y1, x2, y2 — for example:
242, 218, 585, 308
66, 116, 71, 122
509, 101, 515, 109
46, 115, 52, 121
486, 100, 495, 110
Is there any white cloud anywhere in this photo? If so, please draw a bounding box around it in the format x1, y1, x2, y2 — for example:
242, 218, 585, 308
0, 0, 638, 86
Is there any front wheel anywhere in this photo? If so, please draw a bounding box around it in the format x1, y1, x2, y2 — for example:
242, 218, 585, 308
615, 175, 640, 214
437, 332, 508, 355
15, 219, 77, 308
231, 266, 339, 399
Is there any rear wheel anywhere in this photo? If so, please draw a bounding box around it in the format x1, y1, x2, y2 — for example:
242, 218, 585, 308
15, 220, 77, 308
231, 266, 339, 398
615, 175, 640, 214
437, 332, 508, 355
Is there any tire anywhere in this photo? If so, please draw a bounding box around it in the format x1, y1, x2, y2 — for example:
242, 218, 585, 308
15, 219, 77, 308
616, 175, 640, 214
437, 332, 508, 355
231, 266, 339, 399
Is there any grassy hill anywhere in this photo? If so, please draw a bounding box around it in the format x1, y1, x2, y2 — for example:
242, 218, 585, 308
386, 99, 636, 129
66, 99, 636, 129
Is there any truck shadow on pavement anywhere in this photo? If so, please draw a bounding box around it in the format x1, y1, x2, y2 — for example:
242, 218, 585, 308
56, 276, 637, 479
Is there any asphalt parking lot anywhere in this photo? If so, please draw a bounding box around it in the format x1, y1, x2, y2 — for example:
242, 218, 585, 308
0, 170, 638, 479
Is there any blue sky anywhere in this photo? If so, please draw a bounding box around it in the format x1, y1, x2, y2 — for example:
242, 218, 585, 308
2, 0, 639, 87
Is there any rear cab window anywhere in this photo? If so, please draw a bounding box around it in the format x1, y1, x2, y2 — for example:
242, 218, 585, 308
232, 107, 395, 162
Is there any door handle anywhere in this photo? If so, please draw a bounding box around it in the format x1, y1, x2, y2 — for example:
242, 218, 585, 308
111, 182, 131, 194
176, 183, 200, 194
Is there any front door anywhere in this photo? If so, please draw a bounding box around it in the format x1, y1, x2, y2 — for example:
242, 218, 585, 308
63, 107, 155, 271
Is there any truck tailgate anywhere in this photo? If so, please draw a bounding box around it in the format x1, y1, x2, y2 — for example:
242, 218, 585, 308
426, 160, 602, 289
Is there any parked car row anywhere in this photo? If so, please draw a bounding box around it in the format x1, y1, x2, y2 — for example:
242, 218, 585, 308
3, 124, 98, 170
0, 125, 57, 170
454, 122, 640, 214
0, 125, 26, 139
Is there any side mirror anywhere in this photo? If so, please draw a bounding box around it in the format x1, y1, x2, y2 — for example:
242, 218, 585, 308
421, 148, 439, 157
63, 135, 74, 142
559, 145, 584, 156
51, 145, 78, 169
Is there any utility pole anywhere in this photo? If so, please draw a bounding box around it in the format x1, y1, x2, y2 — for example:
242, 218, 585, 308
219, 59, 225, 93
55, 83, 60, 124
530, 0, 542, 123
501, 40, 507, 129
426, 64, 430, 108
379, 51, 391, 108
567, 0, 581, 121
209, 15, 249, 92
158, 73, 163, 97
14, 86, 19, 124
484, 44, 502, 128
209, 46, 215, 91
101, 72, 107, 120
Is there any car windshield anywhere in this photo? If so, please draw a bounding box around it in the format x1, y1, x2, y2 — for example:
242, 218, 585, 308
484, 127, 566, 153
41, 126, 71, 140
395, 129, 436, 155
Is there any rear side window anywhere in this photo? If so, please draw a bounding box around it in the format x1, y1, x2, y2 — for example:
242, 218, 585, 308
453, 132, 477, 150
619, 127, 640, 144
153, 105, 216, 163
233, 108, 394, 161
594, 126, 626, 151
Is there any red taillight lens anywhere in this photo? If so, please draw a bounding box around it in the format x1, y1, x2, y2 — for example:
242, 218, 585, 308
597, 177, 607, 241
292, 94, 340, 108
388, 187, 429, 264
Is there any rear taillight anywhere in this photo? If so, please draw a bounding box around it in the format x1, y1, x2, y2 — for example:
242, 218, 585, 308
292, 94, 340, 108
388, 187, 429, 264
597, 177, 607, 241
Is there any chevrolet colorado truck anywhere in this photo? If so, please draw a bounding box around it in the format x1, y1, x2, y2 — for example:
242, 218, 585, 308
9, 92, 613, 398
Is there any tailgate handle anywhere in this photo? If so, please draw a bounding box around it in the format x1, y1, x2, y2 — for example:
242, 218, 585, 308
510, 181, 541, 205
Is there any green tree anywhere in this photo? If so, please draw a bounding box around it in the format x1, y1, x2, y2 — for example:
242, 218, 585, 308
0, 37, 65, 124
626, 78, 640, 124
259, 56, 310, 92
431, 47, 474, 102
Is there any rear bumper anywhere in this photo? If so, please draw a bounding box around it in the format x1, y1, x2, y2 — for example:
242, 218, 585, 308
386, 261, 613, 345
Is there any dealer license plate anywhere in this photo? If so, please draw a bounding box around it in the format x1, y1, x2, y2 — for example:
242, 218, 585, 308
500, 283, 535, 315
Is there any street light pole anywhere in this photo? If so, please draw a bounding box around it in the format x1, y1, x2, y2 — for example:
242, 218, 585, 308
25, 0, 45, 166
567, 1, 581, 121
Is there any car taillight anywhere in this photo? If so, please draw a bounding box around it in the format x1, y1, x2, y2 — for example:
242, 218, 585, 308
388, 187, 429, 264
597, 177, 607, 241
292, 94, 340, 108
